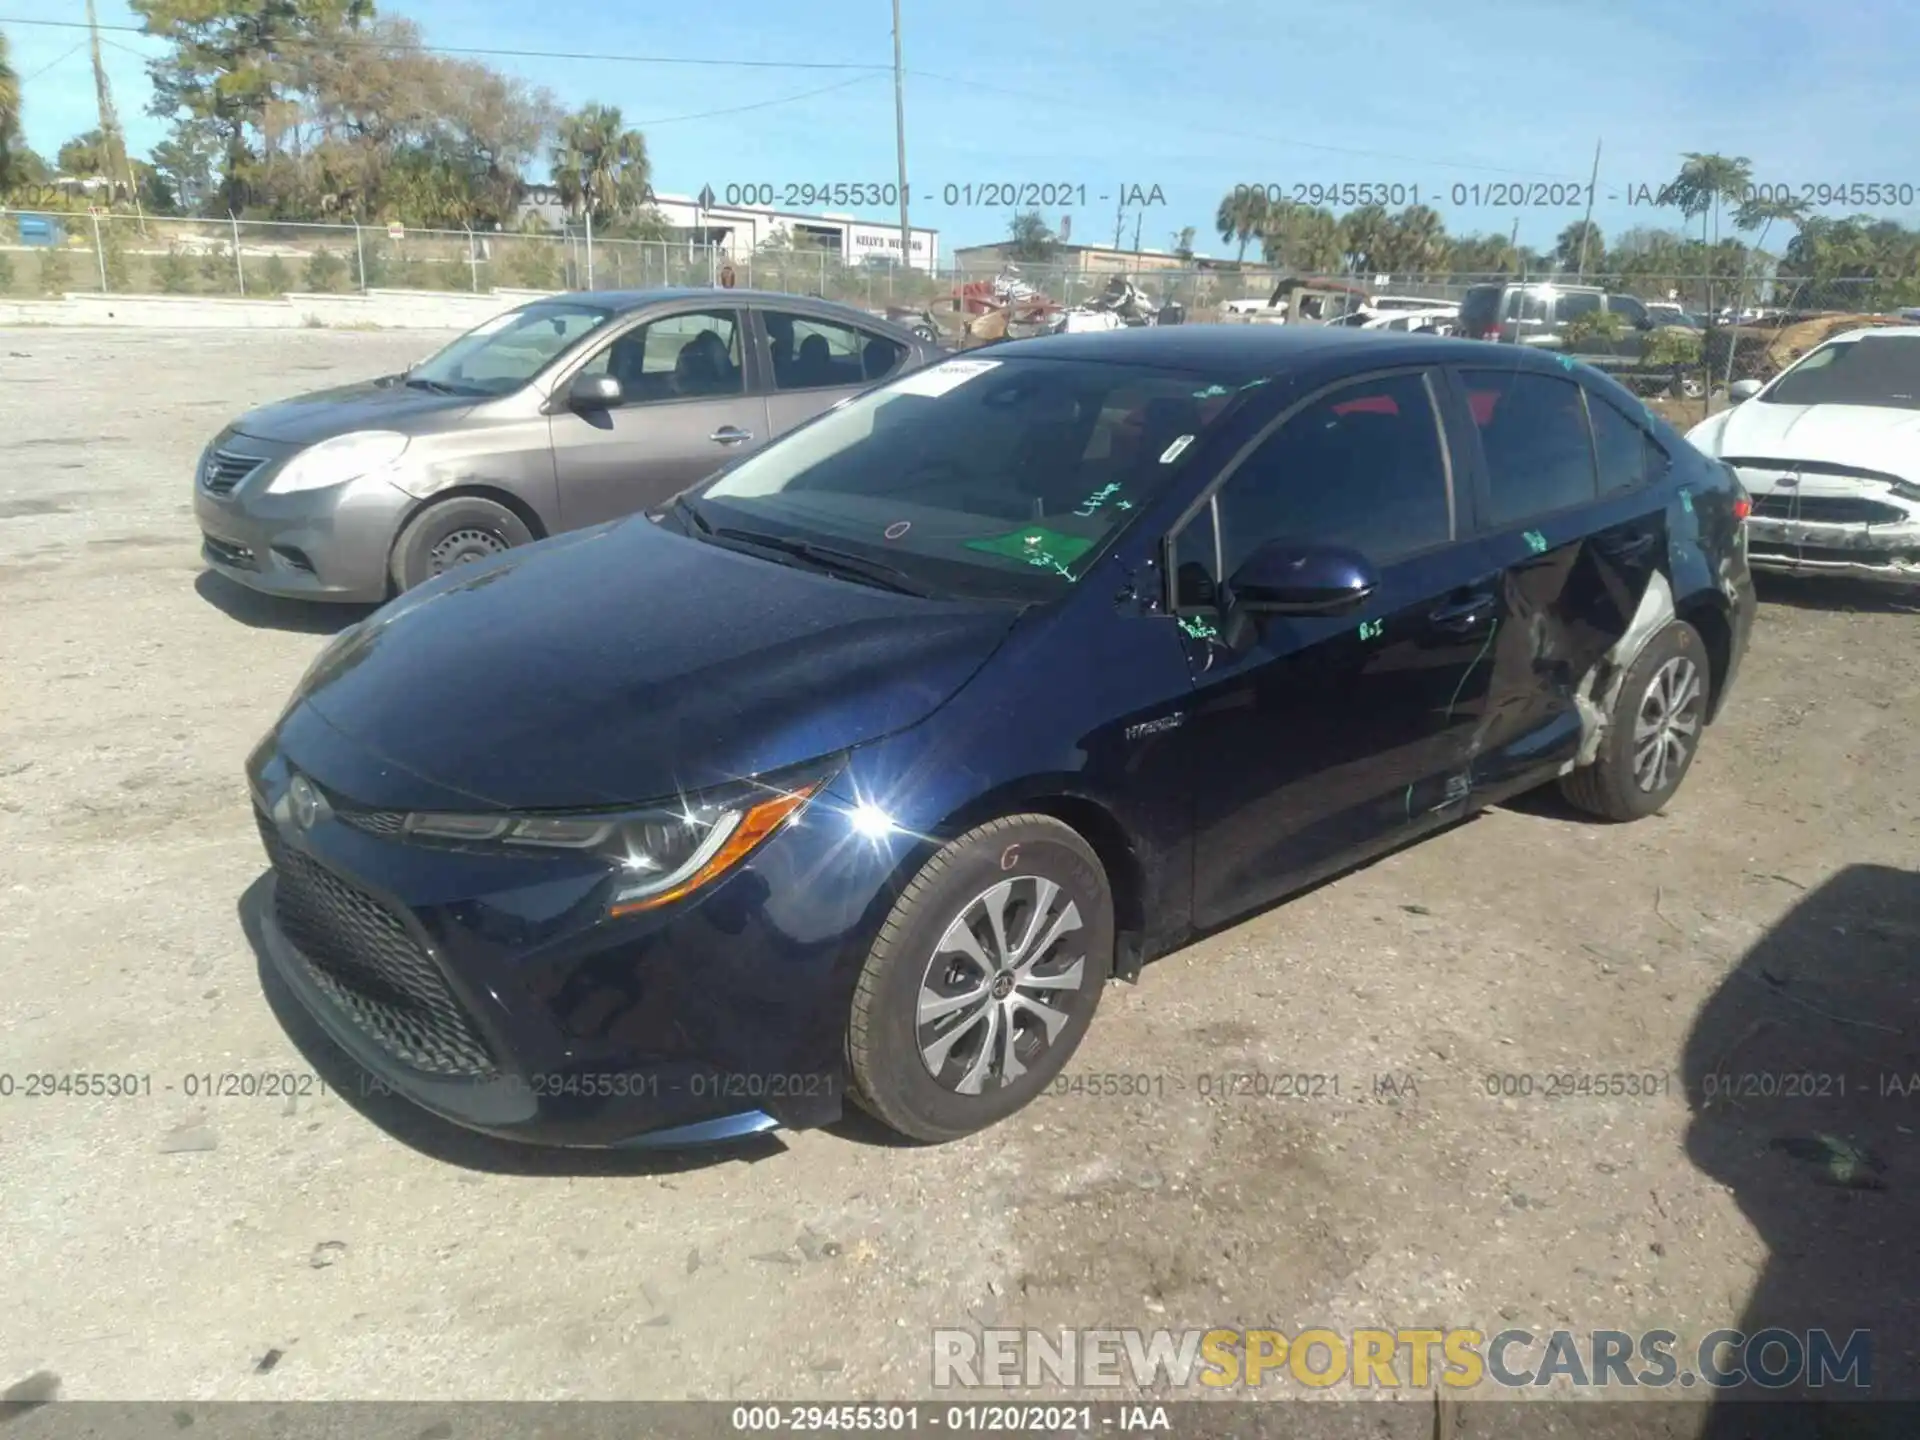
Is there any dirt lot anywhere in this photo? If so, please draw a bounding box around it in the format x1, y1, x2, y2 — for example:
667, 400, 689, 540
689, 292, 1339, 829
2, 330, 1917, 1410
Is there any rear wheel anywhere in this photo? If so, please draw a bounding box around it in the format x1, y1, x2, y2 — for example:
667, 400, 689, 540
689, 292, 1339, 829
847, 815, 1112, 1143
1560, 620, 1711, 821
389, 495, 534, 594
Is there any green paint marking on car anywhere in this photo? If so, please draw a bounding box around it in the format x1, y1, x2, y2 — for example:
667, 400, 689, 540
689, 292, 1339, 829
1192, 383, 1231, 399
1178, 615, 1220, 641
1679, 489, 1695, 513
1523, 530, 1549, 553
1358, 618, 1385, 642
963, 527, 1095, 570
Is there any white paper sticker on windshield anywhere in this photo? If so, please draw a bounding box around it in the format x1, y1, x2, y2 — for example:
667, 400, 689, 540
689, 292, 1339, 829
890, 358, 1002, 396
1159, 433, 1196, 464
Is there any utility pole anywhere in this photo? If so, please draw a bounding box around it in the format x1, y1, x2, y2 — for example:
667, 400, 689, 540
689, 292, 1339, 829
1112, 193, 1125, 250
890, 0, 912, 272
85, 0, 134, 214
1575, 138, 1601, 278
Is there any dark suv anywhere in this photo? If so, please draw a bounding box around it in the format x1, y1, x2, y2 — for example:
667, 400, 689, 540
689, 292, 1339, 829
247, 327, 1756, 1149
1460, 282, 1705, 398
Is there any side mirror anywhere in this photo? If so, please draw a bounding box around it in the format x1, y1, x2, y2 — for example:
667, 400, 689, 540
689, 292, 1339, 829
1227, 540, 1379, 616
1729, 378, 1763, 403
570, 374, 622, 411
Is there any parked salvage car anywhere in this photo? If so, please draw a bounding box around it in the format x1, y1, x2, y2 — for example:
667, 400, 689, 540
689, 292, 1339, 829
1459, 281, 1705, 396
1685, 325, 1920, 583
247, 326, 1754, 1149
194, 290, 939, 602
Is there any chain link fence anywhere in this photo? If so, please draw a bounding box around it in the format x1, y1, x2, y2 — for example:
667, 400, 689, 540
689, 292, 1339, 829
2, 215, 1914, 369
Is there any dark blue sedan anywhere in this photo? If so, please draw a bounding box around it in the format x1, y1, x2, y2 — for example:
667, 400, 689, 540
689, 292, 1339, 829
246, 326, 1756, 1147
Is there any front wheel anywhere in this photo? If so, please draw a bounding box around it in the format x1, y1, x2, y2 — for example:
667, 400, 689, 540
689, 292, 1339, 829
1560, 620, 1711, 821
847, 815, 1113, 1143
388, 495, 534, 594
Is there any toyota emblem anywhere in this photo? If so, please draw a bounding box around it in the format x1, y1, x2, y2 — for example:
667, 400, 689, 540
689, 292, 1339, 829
288, 775, 323, 830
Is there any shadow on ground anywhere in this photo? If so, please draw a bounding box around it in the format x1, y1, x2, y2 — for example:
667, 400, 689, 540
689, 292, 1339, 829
1683, 863, 1919, 1435
195, 568, 378, 634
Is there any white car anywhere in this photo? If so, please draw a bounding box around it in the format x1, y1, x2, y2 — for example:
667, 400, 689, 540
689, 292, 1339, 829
1333, 306, 1458, 335
1686, 326, 1920, 583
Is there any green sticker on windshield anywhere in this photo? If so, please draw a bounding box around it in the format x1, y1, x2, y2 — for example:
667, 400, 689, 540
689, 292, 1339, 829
965, 526, 1095, 572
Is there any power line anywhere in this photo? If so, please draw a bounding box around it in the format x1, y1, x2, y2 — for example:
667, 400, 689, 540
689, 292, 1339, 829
0, 16, 891, 71
633, 73, 880, 126
19, 39, 87, 82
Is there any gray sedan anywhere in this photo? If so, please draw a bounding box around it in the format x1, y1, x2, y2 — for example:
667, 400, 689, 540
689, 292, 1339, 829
194, 289, 940, 602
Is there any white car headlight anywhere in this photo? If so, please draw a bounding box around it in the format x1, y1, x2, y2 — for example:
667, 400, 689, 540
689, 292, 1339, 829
266, 430, 410, 495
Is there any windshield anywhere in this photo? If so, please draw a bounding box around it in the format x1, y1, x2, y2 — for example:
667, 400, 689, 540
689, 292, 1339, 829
696, 356, 1241, 600
407, 300, 614, 396
1764, 336, 1920, 409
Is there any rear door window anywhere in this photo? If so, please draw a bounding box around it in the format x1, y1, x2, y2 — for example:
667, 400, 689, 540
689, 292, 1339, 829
762, 309, 908, 391
1460, 370, 1599, 526
1554, 292, 1602, 325
1588, 391, 1660, 496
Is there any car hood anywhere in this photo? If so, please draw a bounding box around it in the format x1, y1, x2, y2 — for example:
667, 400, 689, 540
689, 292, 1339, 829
231, 376, 479, 447
292, 518, 1022, 810
1690, 400, 1920, 483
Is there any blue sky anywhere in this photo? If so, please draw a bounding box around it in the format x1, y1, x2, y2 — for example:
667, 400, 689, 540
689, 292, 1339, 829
8, 0, 1920, 256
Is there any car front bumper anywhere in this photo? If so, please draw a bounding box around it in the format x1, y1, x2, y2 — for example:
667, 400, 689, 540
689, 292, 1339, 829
244, 713, 906, 1148
195, 465, 411, 604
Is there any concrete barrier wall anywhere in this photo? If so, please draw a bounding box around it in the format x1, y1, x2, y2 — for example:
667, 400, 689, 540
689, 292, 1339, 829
0, 287, 563, 331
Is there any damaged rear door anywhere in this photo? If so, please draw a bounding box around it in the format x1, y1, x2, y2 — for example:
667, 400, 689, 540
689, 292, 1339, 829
1446, 365, 1671, 793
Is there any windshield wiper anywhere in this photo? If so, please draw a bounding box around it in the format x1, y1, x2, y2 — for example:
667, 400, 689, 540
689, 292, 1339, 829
671, 493, 713, 535
711, 526, 934, 596
403, 375, 458, 394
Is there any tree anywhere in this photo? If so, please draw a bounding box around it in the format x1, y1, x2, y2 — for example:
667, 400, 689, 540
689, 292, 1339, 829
1664, 153, 1752, 330
1338, 203, 1389, 273
1214, 187, 1267, 262
0, 30, 21, 190
1170, 225, 1195, 261
551, 102, 650, 229
1374, 204, 1448, 275
1554, 220, 1605, 277
131, 0, 376, 213
1005, 209, 1057, 263
58, 129, 112, 177
1260, 202, 1341, 272
1449, 233, 1520, 276
149, 122, 219, 214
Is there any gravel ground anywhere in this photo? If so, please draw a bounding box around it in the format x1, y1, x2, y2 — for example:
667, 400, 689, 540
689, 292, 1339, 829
1, 329, 1916, 1411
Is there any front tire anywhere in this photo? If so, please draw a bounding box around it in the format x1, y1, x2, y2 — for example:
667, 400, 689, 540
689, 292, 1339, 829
847, 815, 1113, 1143
1560, 620, 1711, 821
388, 495, 534, 594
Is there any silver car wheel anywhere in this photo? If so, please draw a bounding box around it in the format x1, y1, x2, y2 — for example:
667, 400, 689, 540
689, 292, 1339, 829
1633, 655, 1703, 793
915, 876, 1085, 1095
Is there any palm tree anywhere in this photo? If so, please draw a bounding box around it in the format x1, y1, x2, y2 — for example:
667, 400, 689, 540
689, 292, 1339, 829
1260, 203, 1342, 272
1664, 153, 1752, 332
1554, 220, 1605, 277
1376, 204, 1448, 276
1339, 203, 1389, 274
551, 103, 650, 229
0, 31, 21, 190
1214, 187, 1267, 263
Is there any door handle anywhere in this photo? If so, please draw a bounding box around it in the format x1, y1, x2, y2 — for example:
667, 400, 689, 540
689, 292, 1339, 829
1429, 593, 1496, 632
710, 426, 753, 445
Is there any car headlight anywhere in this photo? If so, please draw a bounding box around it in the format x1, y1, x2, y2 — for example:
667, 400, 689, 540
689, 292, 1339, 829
395, 761, 842, 916
266, 430, 410, 495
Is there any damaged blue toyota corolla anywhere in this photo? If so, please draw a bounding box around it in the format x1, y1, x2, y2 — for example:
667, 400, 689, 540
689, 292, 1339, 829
245, 326, 1755, 1147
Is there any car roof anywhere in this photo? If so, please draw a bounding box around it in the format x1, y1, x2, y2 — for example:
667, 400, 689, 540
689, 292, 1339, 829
979, 323, 1586, 381
1819, 325, 1920, 343
536, 287, 917, 327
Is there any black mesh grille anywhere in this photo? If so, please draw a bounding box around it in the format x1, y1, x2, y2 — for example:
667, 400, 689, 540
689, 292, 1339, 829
256, 808, 497, 1079
201, 448, 263, 497
338, 807, 407, 837
1749, 494, 1908, 526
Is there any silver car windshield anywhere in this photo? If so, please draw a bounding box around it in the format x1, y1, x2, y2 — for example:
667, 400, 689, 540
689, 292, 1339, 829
406, 300, 614, 396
